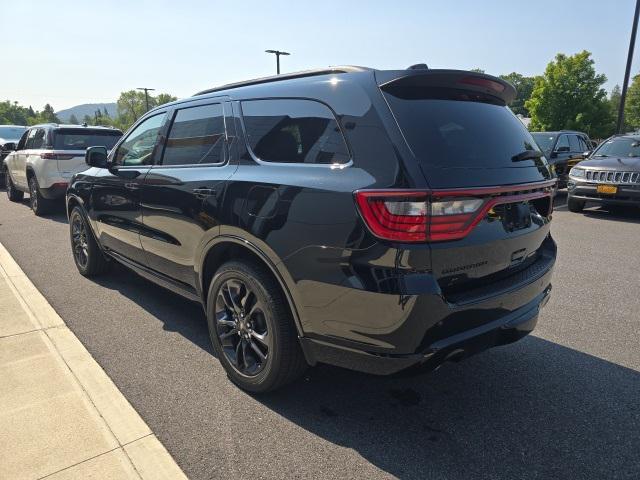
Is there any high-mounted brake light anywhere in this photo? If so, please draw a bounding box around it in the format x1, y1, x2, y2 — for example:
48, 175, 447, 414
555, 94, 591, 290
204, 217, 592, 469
458, 76, 505, 93
354, 184, 554, 243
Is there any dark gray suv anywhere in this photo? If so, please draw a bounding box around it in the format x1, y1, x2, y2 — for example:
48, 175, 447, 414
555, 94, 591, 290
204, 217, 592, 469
567, 133, 640, 212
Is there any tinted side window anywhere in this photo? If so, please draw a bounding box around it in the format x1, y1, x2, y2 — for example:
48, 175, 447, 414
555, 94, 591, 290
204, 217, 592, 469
162, 103, 225, 166
241, 99, 349, 165
569, 135, 581, 152
17, 130, 29, 150
555, 135, 570, 152
578, 136, 589, 151
25, 129, 38, 149
115, 113, 167, 166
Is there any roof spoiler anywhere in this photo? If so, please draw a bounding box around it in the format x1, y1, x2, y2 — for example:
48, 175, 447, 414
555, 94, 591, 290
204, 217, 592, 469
376, 69, 517, 105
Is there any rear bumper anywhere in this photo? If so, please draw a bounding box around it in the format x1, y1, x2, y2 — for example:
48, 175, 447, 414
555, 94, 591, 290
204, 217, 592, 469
298, 237, 556, 375
568, 181, 640, 206
300, 284, 551, 375
40, 183, 69, 199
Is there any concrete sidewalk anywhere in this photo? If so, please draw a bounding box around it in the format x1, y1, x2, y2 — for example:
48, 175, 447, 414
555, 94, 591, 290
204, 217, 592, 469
0, 242, 187, 480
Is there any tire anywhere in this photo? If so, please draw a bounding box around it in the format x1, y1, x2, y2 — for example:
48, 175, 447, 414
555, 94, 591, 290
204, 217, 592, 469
567, 196, 585, 213
28, 175, 53, 216
5, 168, 24, 202
207, 260, 307, 392
69, 206, 110, 276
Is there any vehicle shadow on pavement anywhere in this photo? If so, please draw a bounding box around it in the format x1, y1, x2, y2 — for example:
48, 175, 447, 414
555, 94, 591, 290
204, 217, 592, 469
0, 191, 70, 225
76, 236, 640, 479
257, 338, 640, 479
90, 262, 213, 354
581, 206, 640, 224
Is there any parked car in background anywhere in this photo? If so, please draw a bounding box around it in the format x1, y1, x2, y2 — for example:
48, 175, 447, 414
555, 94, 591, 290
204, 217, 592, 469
3, 124, 122, 215
567, 133, 640, 212
0, 125, 27, 181
531, 131, 593, 188
66, 66, 556, 393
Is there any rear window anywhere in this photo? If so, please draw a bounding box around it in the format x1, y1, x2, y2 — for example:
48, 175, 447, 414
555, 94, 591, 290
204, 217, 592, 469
383, 87, 541, 169
0, 126, 26, 141
53, 129, 122, 150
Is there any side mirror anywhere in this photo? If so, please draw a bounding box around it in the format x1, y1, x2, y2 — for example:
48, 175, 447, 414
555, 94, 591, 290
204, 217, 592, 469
85, 146, 108, 168
1, 142, 17, 151
550, 151, 558, 159
555, 146, 570, 153
582, 150, 592, 158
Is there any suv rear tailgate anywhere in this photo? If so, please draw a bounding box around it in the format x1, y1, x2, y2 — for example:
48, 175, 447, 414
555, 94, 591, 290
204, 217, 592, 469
379, 70, 555, 299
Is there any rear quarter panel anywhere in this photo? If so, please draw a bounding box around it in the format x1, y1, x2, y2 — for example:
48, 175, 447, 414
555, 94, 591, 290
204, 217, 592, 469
214, 75, 432, 346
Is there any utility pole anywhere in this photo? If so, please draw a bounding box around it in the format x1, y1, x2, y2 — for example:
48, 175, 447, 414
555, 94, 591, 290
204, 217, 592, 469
265, 50, 290, 74
618, 0, 640, 133
136, 87, 155, 112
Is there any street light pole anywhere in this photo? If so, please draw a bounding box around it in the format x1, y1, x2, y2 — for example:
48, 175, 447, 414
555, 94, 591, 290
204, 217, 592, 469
618, 0, 640, 133
136, 87, 156, 112
265, 50, 290, 74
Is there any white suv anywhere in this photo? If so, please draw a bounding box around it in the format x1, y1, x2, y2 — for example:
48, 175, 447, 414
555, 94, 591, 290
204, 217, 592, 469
3, 124, 122, 215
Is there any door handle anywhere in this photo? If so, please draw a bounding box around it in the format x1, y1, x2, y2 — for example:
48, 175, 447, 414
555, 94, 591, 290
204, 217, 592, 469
193, 187, 215, 198
124, 182, 139, 190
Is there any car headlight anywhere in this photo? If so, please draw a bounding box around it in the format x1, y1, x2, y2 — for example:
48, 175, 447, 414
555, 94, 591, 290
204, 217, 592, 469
570, 167, 585, 178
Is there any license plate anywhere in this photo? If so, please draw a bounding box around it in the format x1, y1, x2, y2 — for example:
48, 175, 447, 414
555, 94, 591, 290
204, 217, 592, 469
597, 185, 617, 194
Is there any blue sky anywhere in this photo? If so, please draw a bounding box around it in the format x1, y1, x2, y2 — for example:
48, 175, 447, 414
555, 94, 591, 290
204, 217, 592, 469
3, 0, 638, 110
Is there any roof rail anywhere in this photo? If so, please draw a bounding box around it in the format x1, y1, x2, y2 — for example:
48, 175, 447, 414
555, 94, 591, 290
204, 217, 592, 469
194, 66, 370, 96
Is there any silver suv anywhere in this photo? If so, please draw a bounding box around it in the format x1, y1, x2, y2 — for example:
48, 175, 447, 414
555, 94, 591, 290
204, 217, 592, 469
3, 124, 122, 215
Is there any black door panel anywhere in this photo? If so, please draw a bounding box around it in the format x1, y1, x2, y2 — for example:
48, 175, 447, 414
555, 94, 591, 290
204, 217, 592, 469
90, 111, 169, 265
92, 168, 149, 263
139, 100, 236, 287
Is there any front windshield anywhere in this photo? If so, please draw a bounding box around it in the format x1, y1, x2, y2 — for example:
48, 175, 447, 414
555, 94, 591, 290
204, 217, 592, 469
593, 137, 640, 158
531, 133, 555, 152
0, 126, 27, 141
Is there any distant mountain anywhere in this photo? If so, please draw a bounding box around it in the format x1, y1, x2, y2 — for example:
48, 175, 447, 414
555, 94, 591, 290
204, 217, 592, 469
56, 103, 117, 123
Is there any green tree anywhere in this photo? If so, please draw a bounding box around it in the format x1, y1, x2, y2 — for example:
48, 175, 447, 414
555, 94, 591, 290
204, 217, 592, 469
526, 51, 612, 137
0, 101, 30, 125
116, 90, 147, 128
624, 75, 640, 131
38, 104, 60, 123
500, 72, 536, 117
606, 84, 628, 133
156, 93, 177, 106
115, 91, 177, 130
69, 114, 79, 124
470, 68, 485, 73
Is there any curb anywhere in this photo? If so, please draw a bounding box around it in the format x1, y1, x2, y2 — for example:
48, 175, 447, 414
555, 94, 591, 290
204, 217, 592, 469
0, 241, 188, 480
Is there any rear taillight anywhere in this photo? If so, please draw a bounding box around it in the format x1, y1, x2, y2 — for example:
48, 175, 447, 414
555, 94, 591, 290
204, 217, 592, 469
40, 153, 74, 160
355, 191, 429, 242
355, 185, 553, 243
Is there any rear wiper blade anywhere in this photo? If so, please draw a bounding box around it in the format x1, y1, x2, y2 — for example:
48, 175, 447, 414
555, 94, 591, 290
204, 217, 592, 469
511, 150, 543, 162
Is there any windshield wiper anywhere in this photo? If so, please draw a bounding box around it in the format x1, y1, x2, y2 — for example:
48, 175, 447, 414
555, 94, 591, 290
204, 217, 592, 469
511, 150, 543, 162
594, 154, 608, 157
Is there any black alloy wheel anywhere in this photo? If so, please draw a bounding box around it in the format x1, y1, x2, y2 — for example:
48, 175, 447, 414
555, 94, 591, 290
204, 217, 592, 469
71, 212, 90, 270
215, 278, 270, 376
68, 206, 109, 276
207, 260, 307, 392
28, 176, 51, 215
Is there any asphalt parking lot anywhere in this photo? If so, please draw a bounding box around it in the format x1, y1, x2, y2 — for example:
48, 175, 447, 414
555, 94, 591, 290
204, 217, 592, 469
0, 190, 639, 480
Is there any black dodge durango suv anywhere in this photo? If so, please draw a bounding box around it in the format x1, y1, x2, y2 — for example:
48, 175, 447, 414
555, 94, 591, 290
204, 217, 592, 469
67, 66, 556, 392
